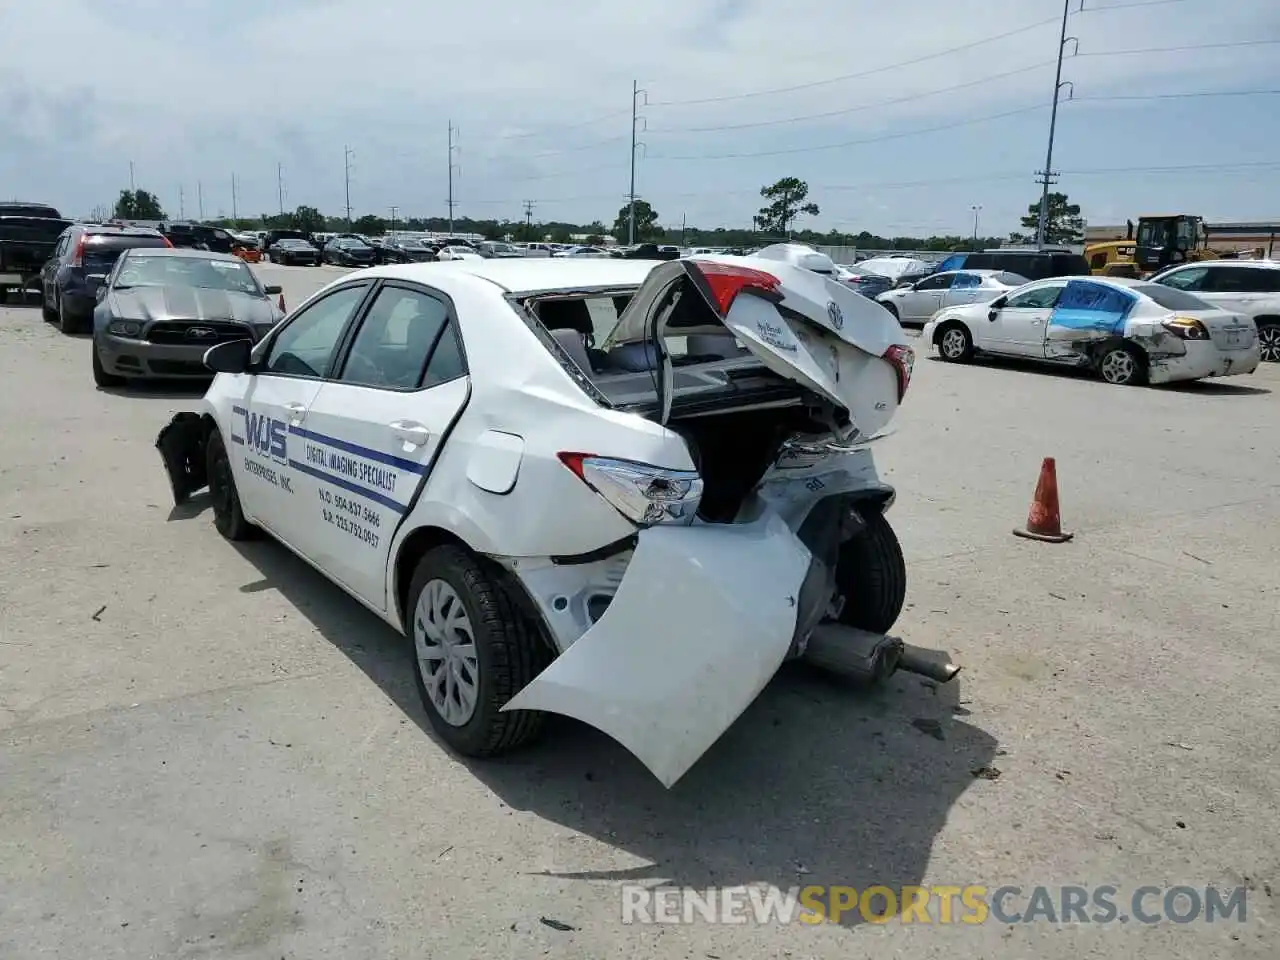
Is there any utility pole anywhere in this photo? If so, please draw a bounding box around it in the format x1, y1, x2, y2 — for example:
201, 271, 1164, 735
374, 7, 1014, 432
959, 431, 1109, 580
197, 181, 204, 221
447, 121, 459, 234
276, 162, 285, 216
522, 200, 535, 240
389, 206, 398, 236
230, 172, 238, 223
1035, 0, 1075, 249
178, 185, 185, 219
681, 212, 687, 247
129, 161, 135, 192
627, 81, 646, 245
971, 204, 982, 243
343, 145, 354, 225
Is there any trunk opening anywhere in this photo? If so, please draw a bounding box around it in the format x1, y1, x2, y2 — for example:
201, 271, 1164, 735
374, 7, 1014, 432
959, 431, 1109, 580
670, 401, 841, 523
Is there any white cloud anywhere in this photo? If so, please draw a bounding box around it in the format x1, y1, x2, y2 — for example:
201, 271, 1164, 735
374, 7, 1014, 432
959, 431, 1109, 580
1, 0, 1277, 233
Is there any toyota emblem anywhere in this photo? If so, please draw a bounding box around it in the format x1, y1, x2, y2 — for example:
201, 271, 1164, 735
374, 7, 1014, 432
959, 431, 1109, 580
826, 300, 844, 329
187, 326, 215, 339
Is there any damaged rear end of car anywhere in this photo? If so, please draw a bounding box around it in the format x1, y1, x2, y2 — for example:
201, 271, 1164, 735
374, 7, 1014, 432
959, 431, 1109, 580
499, 256, 958, 787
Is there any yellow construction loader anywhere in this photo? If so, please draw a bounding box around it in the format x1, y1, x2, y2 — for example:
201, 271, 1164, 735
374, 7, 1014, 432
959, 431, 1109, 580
1085, 215, 1234, 277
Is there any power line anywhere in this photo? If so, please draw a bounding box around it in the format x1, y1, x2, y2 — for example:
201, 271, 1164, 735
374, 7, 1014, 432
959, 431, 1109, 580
1076, 88, 1280, 101
1074, 37, 1280, 57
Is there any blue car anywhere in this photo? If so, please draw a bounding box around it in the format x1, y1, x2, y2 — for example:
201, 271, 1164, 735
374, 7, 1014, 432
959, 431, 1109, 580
40, 223, 171, 334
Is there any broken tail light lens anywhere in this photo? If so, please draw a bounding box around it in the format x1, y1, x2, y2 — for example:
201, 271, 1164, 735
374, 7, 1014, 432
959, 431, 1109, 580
882, 344, 915, 402
558, 453, 703, 526
688, 260, 782, 316
1162, 317, 1210, 340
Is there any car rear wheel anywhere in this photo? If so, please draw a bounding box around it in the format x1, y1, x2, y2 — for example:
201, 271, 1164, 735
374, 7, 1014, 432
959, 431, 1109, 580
936, 322, 974, 362
835, 510, 907, 635
407, 544, 549, 757
91, 341, 125, 388
1097, 343, 1147, 385
206, 430, 257, 541
56, 293, 85, 335
881, 302, 899, 320
1257, 321, 1280, 363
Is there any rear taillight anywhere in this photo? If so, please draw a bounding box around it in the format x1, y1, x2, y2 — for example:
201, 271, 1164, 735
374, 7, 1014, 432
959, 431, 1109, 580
1162, 317, 1209, 340
558, 452, 702, 526
883, 344, 914, 402
68, 235, 87, 267
161, 235, 174, 248
687, 260, 782, 315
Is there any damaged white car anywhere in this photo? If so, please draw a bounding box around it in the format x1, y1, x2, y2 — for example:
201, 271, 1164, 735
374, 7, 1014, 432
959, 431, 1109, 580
156, 255, 957, 787
921, 275, 1260, 386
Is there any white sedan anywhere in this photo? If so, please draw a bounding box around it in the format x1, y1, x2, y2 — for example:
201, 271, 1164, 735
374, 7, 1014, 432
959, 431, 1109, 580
436, 245, 483, 261
156, 255, 952, 788
922, 275, 1260, 386
876, 269, 1028, 325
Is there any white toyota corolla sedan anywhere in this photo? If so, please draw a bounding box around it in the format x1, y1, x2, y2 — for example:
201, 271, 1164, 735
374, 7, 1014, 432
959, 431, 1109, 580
156, 255, 947, 787
920, 275, 1260, 385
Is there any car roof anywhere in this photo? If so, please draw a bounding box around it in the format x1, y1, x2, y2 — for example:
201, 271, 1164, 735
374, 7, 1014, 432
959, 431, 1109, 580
81, 224, 164, 237
353, 257, 658, 295
123, 247, 240, 261
1159, 259, 1280, 270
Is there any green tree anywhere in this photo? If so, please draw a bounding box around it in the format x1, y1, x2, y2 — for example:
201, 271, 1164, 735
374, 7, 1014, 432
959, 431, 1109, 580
757, 177, 819, 235
352, 214, 386, 235
1017, 192, 1085, 245
613, 199, 661, 242
292, 205, 326, 234
113, 189, 166, 220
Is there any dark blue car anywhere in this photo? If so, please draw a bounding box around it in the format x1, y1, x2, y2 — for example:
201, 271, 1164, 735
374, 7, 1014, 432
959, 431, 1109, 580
40, 224, 171, 333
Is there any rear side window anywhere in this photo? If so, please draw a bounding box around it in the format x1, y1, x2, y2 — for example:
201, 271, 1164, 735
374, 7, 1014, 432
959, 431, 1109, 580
1133, 284, 1214, 312
82, 235, 169, 269
1210, 266, 1280, 293
1155, 266, 1206, 291
952, 273, 982, 288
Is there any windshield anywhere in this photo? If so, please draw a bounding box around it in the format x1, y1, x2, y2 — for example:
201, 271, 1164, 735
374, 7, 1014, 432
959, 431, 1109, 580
1136, 220, 1175, 250
1133, 284, 1212, 312
114, 255, 263, 295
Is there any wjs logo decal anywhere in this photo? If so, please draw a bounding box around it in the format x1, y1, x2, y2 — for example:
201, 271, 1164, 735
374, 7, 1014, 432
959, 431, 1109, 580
235, 407, 289, 464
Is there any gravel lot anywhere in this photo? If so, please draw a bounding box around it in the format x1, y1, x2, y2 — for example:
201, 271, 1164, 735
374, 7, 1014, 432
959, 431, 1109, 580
1, 263, 1277, 958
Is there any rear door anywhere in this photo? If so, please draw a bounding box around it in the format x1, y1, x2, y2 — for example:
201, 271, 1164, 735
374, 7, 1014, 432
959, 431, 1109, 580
287, 281, 471, 610
941, 271, 985, 309
1201, 266, 1272, 317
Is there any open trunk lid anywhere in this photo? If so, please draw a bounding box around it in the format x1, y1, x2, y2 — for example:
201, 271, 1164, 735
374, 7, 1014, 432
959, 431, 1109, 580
604, 256, 913, 437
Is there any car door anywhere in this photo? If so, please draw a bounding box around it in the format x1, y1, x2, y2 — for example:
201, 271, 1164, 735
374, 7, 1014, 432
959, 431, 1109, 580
981, 281, 1066, 356
42, 230, 70, 307
900, 271, 953, 321
230, 282, 374, 546
287, 281, 470, 610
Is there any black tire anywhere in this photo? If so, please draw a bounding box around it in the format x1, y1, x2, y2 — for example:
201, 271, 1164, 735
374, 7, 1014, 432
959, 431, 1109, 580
935, 321, 974, 362
42, 286, 56, 321
91, 341, 125, 387
407, 544, 549, 757
1096, 342, 1147, 386
835, 509, 907, 635
0, 286, 8, 305
206, 429, 257, 541
56, 293, 85, 334
1256, 320, 1280, 363
881, 301, 899, 320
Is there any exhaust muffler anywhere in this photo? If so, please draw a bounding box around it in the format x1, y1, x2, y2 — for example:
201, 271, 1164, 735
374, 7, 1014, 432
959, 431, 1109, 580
802, 624, 961, 685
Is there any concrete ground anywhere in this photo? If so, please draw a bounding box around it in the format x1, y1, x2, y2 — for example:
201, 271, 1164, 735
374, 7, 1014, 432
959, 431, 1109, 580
1, 263, 1277, 958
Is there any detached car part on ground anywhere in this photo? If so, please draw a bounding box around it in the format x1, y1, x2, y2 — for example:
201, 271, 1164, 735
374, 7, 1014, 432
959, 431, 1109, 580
922, 276, 1260, 386
156, 255, 958, 788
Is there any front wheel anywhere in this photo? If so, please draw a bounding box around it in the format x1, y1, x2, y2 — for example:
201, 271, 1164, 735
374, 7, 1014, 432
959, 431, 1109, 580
407, 545, 549, 757
835, 510, 907, 635
936, 322, 974, 362
1097, 343, 1147, 385
206, 430, 257, 541
1257, 321, 1280, 363
91, 342, 125, 387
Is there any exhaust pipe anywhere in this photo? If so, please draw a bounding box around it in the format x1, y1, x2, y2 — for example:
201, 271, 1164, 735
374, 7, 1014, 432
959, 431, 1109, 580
803, 624, 903, 684
897, 645, 962, 684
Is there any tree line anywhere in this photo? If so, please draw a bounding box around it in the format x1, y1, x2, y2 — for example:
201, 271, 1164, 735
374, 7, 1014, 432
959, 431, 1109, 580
109, 179, 1086, 252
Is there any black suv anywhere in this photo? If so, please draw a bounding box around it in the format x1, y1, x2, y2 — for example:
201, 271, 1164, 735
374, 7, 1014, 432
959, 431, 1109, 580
40, 224, 171, 333
934, 248, 1090, 281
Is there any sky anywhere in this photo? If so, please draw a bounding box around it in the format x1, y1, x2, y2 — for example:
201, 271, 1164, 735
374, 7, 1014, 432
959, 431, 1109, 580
1, 0, 1278, 237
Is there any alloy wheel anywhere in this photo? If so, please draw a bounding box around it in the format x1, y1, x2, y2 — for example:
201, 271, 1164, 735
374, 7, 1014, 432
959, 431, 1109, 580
1258, 325, 1280, 363
1100, 349, 1136, 384
414, 579, 480, 727
941, 329, 967, 359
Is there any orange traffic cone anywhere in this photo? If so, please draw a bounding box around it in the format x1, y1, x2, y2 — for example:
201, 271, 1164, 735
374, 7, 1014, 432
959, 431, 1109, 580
277, 292, 286, 313
1013, 457, 1073, 543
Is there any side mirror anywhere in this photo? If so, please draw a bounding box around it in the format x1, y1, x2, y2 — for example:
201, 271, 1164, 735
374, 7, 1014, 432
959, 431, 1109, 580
94, 285, 108, 301
895, 280, 913, 290
203, 339, 252, 374
263, 284, 282, 295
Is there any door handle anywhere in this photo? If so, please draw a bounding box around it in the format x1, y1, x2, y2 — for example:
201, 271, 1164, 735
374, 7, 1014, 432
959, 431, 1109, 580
389, 420, 430, 447
282, 401, 307, 424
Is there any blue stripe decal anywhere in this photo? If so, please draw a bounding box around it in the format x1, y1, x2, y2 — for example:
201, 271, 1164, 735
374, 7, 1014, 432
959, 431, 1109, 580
289, 425, 425, 474
286, 458, 406, 513
231, 405, 247, 415
230, 434, 245, 445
